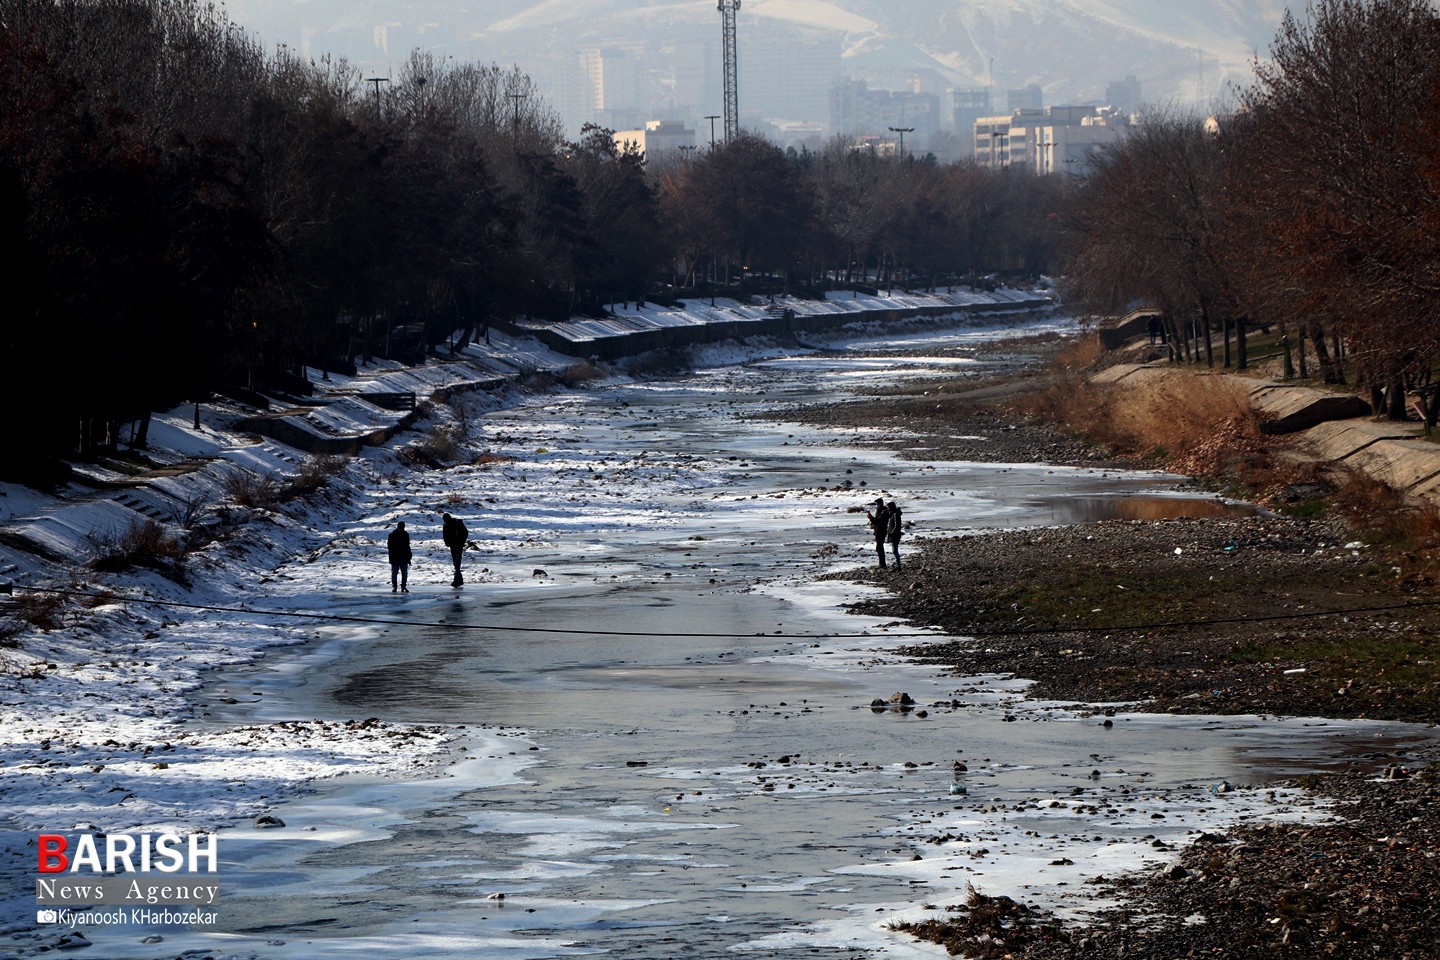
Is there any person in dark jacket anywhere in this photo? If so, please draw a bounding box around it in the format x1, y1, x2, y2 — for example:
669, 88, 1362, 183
387, 521, 412, 593
865, 498, 889, 569
885, 499, 903, 570
442, 512, 469, 587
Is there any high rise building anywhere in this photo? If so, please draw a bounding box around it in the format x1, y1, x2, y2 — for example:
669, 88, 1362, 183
952, 89, 992, 157
671, 39, 717, 114
740, 29, 842, 124
830, 80, 941, 142
1006, 84, 1043, 112
1105, 75, 1143, 113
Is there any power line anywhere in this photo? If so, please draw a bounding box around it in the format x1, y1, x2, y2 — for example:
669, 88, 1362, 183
7, 585, 1440, 642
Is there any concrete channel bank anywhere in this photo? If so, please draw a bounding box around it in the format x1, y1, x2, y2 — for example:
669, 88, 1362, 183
0, 287, 1056, 564
245, 286, 1056, 452
1092, 360, 1440, 508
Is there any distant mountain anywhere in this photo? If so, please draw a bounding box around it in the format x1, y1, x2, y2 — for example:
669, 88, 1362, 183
219, 0, 1292, 114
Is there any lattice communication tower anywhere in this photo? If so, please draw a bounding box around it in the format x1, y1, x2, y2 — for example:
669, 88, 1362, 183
719, 0, 740, 141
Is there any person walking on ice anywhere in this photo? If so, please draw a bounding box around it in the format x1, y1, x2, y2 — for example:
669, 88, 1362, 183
387, 520, 412, 592
442, 512, 469, 587
865, 498, 890, 569
885, 499, 904, 570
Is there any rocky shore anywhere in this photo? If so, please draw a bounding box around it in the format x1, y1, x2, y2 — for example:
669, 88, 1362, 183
772, 331, 1440, 959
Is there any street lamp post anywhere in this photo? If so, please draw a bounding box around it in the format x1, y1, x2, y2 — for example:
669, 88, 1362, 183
888, 125, 914, 159
704, 115, 721, 151
987, 130, 1008, 169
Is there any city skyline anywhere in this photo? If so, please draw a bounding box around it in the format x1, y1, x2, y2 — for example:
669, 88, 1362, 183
212, 0, 1290, 148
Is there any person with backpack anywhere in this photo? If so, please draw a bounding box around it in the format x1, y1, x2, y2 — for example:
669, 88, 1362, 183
387, 520, 412, 593
442, 512, 469, 587
885, 499, 904, 570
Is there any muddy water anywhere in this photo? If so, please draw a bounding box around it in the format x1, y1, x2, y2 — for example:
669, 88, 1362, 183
110, 323, 1433, 960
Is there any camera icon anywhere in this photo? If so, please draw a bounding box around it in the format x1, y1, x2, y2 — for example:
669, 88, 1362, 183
36, 909, 58, 924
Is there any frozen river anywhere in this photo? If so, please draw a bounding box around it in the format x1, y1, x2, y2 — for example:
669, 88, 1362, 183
92, 321, 1439, 958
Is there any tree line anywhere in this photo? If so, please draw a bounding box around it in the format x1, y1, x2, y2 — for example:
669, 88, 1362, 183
0, 0, 1062, 467
1062, 0, 1440, 421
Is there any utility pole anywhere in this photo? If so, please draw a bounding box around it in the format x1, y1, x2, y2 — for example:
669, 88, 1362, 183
507, 91, 528, 151
366, 76, 389, 118
988, 57, 994, 118
704, 114, 721, 151
888, 126, 914, 159
718, 0, 740, 141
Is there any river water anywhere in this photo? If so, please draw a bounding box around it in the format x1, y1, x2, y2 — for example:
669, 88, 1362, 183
93, 320, 1439, 959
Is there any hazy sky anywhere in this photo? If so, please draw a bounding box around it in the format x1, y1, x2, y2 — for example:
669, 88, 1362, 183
215, 0, 1291, 136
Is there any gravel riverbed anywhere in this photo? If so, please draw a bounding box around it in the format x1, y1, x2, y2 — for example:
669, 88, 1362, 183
770, 332, 1440, 959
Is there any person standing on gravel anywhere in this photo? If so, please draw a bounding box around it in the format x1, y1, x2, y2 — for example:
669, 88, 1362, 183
865, 498, 890, 569
387, 521, 412, 593
885, 499, 904, 570
442, 512, 469, 587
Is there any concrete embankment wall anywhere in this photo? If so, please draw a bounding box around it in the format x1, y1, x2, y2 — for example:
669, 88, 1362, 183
1090, 361, 1440, 507
520, 299, 1051, 362
241, 295, 1053, 455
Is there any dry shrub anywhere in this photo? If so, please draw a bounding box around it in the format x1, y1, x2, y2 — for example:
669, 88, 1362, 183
472, 451, 516, 467
89, 518, 189, 578
1331, 469, 1440, 553
620, 347, 690, 378
0, 590, 68, 646
561, 361, 606, 386
223, 466, 280, 508
402, 423, 465, 468
283, 454, 347, 498
519, 370, 559, 393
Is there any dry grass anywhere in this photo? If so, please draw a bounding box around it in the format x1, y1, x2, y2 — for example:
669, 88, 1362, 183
1013, 364, 1269, 478
1053, 333, 1107, 372
1111, 373, 1269, 475
1331, 469, 1440, 555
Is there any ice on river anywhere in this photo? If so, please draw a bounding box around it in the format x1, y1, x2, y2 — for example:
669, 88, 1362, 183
5, 315, 1435, 959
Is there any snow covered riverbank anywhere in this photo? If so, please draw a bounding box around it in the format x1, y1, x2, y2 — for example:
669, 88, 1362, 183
0, 308, 1052, 933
